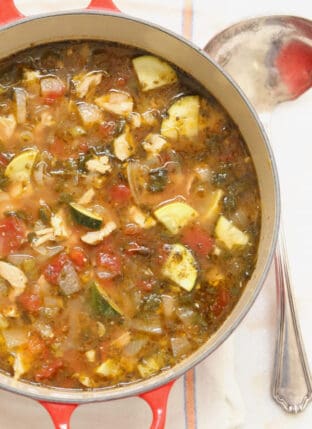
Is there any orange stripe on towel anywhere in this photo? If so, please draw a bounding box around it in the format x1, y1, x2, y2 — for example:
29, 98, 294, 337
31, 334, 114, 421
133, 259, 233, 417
182, 0, 194, 40
185, 368, 196, 429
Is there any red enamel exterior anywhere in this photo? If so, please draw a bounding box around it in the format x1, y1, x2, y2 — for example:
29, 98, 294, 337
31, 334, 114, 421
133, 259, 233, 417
0, 3, 174, 427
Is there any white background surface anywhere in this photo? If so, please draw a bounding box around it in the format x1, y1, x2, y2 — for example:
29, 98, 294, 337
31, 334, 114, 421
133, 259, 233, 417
0, 0, 311, 428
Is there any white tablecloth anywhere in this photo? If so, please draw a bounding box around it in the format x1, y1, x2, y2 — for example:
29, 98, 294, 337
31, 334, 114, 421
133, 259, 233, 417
0, 1, 311, 428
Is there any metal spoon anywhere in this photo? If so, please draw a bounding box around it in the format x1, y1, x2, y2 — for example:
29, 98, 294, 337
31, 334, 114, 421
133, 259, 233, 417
205, 16, 312, 413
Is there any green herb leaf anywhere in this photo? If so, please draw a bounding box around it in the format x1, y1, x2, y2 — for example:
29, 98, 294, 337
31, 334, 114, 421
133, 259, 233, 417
148, 168, 168, 193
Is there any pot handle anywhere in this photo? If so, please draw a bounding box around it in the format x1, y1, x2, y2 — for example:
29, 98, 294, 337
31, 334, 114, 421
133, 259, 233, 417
0, 0, 120, 26
40, 402, 78, 429
139, 381, 175, 429
87, 0, 120, 12
38, 381, 174, 429
0, 0, 24, 25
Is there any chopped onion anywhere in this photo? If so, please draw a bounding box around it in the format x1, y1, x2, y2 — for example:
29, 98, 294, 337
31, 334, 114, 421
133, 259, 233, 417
7, 254, 33, 266
14, 88, 27, 124
0, 261, 27, 296
161, 294, 176, 319
2, 328, 28, 349
128, 316, 163, 335
0, 114, 16, 141
176, 306, 197, 327
77, 102, 102, 127
127, 161, 147, 205
124, 338, 147, 357
171, 336, 191, 358
34, 245, 64, 257
73, 71, 102, 98
33, 161, 48, 186
58, 263, 81, 295
43, 296, 63, 308
33, 321, 54, 339
110, 332, 131, 349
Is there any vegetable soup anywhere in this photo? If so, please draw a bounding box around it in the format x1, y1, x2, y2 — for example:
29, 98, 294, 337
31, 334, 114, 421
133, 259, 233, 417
0, 42, 260, 388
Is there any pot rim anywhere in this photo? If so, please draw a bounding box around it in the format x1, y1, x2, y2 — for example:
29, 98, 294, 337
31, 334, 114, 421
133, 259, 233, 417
0, 9, 280, 403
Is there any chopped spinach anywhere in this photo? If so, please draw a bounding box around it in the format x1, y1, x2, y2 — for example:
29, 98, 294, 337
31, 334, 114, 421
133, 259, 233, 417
39, 206, 51, 224
0, 172, 9, 190
27, 232, 36, 243
4, 210, 28, 221
77, 152, 93, 173
211, 163, 233, 186
148, 168, 168, 193
222, 194, 236, 213
141, 293, 162, 312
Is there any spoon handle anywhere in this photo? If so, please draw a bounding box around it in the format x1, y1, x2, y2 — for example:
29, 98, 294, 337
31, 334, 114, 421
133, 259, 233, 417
272, 226, 312, 413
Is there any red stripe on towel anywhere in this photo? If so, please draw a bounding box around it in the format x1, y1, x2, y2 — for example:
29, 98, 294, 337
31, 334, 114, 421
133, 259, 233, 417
185, 368, 196, 429
182, 0, 194, 40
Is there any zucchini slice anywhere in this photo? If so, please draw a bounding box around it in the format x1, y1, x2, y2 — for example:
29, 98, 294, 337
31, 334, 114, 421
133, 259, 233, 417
90, 282, 123, 317
132, 55, 177, 92
162, 243, 197, 291
215, 215, 249, 249
69, 202, 103, 230
161, 95, 199, 140
154, 202, 198, 234
5, 149, 38, 182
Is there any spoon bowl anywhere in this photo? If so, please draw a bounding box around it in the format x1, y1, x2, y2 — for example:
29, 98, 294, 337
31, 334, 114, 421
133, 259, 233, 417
205, 16, 312, 112
205, 15, 312, 413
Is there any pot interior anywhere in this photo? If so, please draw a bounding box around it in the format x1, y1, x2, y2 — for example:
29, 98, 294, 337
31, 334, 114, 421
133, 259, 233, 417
0, 11, 279, 403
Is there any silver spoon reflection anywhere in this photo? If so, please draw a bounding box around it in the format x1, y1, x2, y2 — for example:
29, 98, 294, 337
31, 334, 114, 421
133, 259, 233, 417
205, 16, 312, 413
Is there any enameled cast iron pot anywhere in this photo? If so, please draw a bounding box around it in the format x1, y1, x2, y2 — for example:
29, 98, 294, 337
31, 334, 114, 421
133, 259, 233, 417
0, 1, 280, 427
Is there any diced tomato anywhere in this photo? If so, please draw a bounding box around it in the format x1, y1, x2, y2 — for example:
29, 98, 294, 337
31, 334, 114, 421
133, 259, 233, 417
123, 223, 141, 236
69, 247, 88, 271
27, 334, 47, 357
49, 137, 66, 158
0, 216, 26, 257
18, 292, 42, 313
0, 153, 9, 167
43, 96, 58, 105
109, 184, 131, 204
211, 287, 230, 317
181, 225, 214, 256
43, 253, 69, 284
96, 246, 122, 279
275, 40, 312, 98
78, 140, 89, 154
99, 121, 116, 138
116, 76, 127, 88
35, 358, 63, 381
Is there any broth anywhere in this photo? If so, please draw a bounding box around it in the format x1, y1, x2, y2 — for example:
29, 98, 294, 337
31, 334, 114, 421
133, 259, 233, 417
0, 41, 260, 388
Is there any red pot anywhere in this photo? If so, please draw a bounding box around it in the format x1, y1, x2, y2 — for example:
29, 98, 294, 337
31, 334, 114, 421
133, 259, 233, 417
0, 1, 280, 427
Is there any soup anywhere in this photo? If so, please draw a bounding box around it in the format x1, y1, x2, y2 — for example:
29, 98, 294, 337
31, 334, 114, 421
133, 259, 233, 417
0, 42, 260, 388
